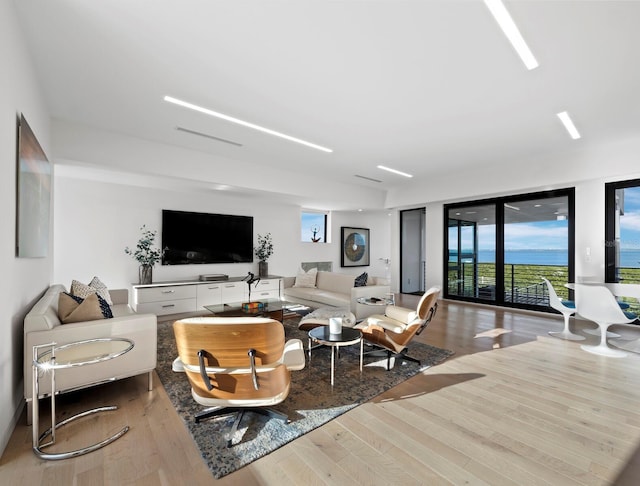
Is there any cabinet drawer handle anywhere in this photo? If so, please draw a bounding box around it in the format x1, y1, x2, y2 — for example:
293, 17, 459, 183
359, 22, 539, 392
260, 292, 269, 296
225, 285, 235, 288
208, 286, 219, 290
161, 290, 175, 294
162, 304, 175, 308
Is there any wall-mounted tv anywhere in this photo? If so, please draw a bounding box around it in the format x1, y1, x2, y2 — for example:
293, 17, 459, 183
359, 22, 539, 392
162, 209, 253, 265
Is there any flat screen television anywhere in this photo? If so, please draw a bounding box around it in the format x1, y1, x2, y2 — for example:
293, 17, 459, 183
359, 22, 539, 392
162, 210, 253, 265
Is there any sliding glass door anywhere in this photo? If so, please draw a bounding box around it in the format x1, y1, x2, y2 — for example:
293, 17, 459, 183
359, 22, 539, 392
503, 195, 572, 306
444, 189, 574, 310
605, 179, 640, 284
447, 203, 496, 302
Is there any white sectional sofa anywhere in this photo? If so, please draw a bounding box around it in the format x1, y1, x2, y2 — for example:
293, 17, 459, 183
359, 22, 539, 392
282, 271, 391, 320
23, 284, 157, 423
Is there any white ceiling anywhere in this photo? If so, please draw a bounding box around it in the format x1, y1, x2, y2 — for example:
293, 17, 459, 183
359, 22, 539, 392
13, 0, 640, 199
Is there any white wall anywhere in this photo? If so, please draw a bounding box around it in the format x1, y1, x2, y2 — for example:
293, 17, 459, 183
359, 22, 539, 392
53, 177, 392, 290
0, 0, 52, 456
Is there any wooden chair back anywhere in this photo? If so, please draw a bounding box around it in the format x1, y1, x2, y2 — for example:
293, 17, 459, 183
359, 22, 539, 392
173, 317, 290, 401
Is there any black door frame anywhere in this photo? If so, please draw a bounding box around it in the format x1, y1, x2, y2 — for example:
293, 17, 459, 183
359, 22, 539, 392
443, 188, 575, 311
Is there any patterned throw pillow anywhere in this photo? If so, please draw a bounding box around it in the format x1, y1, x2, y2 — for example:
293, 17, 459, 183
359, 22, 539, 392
89, 276, 113, 305
71, 277, 113, 305
293, 267, 318, 288
58, 292, 113, 324
354, 272, 368, 287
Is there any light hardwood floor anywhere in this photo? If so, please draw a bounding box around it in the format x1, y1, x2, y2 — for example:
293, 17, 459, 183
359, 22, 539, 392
2, 295, 640, 485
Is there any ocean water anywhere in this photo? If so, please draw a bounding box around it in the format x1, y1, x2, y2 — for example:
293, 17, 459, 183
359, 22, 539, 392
450, 249, 640, 267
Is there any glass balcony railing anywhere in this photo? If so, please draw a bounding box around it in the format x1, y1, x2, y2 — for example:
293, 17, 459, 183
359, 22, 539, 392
448, 263, 640, 313
448, 263, 569, 306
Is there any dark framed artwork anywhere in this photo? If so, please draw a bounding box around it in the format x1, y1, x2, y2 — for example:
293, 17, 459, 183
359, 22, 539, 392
16, 114, 51, 257
341, 227, 370, 267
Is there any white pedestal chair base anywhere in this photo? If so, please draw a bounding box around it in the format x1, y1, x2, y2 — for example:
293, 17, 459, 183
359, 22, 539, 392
583, 328, 621, 338
548, 313, 585, 341
548, 330, 585, 341
580, 323, 628, 358
580, 343, 628, 358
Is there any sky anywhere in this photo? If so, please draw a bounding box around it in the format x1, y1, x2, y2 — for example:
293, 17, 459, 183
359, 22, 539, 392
620, 186, 640, 250
301, 212, 326, 243
454, 220, 569, 252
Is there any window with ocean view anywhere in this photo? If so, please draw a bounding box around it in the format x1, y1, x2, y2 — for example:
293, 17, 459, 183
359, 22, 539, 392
605, 179, 640, 285
445, 189, 575, 310
301, 211, 328, 243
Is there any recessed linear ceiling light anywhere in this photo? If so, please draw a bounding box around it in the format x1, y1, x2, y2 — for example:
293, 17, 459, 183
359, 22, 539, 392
164, 96, 333, 153
354, 174, 383, 183
556, 111, 581, 140
377, 165, 413, 178
484, 0, 539, 70
505, 203, 520, 211
176, 126, 243, 147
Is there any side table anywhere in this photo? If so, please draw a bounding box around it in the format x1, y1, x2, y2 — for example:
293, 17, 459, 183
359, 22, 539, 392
308, 327, 363, 386
32, 337, 134, 460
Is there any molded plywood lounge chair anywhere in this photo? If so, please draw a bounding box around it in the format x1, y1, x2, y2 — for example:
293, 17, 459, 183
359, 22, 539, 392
356, 287, 440, 370
172, 317, 305, 446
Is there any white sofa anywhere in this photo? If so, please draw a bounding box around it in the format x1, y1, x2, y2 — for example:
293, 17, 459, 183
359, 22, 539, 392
282, 271, 391, 320
23, 284, 157, 423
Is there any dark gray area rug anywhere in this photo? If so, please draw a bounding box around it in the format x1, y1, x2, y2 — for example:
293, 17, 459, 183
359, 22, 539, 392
156, 317, 454, 479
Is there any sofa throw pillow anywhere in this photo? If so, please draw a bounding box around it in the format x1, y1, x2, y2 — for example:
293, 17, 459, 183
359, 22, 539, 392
354, 272, 368, 287
294, 267, 317, 288
89, 276, 113, 304
71, 278, 113, 305
58, 292, 112, 324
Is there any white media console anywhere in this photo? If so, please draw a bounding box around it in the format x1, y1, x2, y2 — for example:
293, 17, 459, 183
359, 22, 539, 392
132, 276, 282, 317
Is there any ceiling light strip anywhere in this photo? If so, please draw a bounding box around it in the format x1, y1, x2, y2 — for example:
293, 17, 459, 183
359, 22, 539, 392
354, 174, 383, 183
556, 111, 581, 139
377, 165, 413, 178
176, 126, 243, 147
484, 0, 539, 70
164, 96, 332, 153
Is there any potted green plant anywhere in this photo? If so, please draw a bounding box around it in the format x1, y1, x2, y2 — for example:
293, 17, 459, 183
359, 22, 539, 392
125, 225, 162, 284
254, 233, 273, 277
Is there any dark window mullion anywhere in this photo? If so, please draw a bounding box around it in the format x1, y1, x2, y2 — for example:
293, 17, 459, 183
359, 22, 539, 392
495, 203, 505, 306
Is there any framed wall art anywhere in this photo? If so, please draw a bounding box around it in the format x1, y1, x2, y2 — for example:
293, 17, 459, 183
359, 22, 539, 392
16, 114, 51, 258
340, 227, 370, 267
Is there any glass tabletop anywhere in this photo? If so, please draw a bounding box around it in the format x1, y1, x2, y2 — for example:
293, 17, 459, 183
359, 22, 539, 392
204, 298, 295, 315
356, 296, 393, 306
35, 338, 134, 369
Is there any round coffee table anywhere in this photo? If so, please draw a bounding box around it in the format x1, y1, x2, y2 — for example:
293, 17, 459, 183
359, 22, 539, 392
308, 326, 363, 386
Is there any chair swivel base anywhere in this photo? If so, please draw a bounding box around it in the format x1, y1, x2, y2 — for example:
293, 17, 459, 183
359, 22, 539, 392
364, 347, 420, 370
195, 407, 288, 447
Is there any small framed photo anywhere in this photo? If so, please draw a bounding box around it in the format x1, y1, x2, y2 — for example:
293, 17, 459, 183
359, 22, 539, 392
341, 227, 370, 267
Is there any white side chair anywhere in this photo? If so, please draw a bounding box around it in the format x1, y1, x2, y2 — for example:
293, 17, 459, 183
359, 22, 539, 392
542, 278, 584, 341
574, 284, 638, 358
